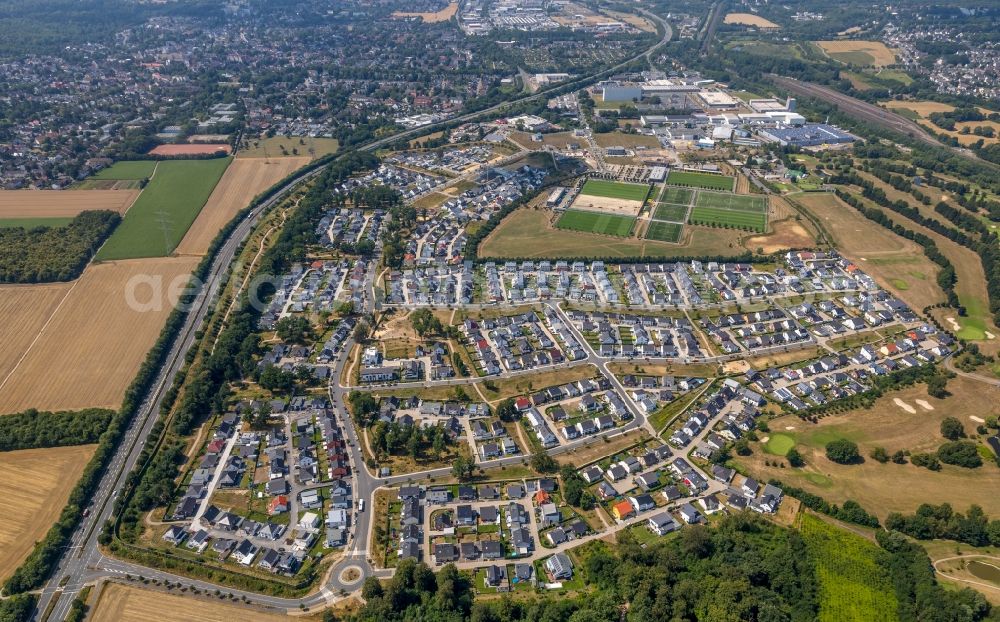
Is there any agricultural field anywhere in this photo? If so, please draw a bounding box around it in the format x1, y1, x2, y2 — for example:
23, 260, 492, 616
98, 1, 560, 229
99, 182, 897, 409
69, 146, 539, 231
89, 161, 158, 180
0, 282, 73, 382
391, 1, 458, 22
237, 136, 340, 160
723, 13, 780, 28
95, 158, 232, 260
556, 209, 635, 237
175, 156, 309, 255
0, 216, 73, 229
592, 132, 662, 149
149, 144, 232, 156
652, 203, 688, 222
666, 170, 735, 191
659, 186, 693, 205
0, 190, 139, 219
815, 40, 897, 67
800, 513, 898, 622
689, 205, 767, 232
881, 100, 1000, 146
90, 582, 289, 622
0, 445, 96, 581
579, 179, 651, 202
644, 221, 683, 243
0, 256, 200, 413
736, 377, 1000, 519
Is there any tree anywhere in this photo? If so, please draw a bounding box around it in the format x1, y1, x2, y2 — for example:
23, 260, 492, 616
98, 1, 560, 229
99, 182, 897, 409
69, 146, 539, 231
891, 450, 908, 464
275, 316, 312, 343
258, 365, 295, 394
495, 398, 518, 422
786, 447, 805, 467
870, 446, 890, 463
940, 416, 965, 440
451, 455, 475, 481
530, 449, 558, 473
825, 439, 860, 464
361, 576, 383, 600
937, 441, 982, 468
927, 374, 950, 398
410, 308, 443, 337
911, 452, 942, 471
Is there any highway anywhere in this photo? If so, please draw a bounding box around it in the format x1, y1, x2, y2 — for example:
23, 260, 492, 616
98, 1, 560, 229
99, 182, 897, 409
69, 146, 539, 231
30, 9, 675, 620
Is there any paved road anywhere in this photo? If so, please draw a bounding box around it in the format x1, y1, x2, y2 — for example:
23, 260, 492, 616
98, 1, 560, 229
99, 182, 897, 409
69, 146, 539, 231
943, 353, 1000, 387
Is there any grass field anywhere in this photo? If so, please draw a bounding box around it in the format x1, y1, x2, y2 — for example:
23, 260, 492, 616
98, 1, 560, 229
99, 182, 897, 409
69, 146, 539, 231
0, 445, 96, 581
666, 170, 735, 191
0, 257, 200, 413
90, 161, 158, 180
237, 136, 340, 160
737, 377, 1000, 519
90, 582, 289, 622
0, 190, 139, 218
815, 41, 897, 67
695, 191, 767, 212
800, 513, 898, 622
556, 209, 635, 237
724, 12, 780, 28
690, 206, 767, 231
175, 157, 309, 255
579, 179, 650, 202
659, 186, 693, 205
652, 203, 688, 222
0, 217, 73, 229
645, 221, 683, 243
95, 158, 232, 260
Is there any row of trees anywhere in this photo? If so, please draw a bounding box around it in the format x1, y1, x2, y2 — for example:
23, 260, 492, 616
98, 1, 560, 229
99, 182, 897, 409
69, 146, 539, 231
0, 210, 119, 283
885, 503, 1000, 548
0, 407, 113, 452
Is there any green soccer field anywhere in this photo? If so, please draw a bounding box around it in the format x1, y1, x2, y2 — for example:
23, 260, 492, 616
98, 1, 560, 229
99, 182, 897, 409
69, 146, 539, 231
690, 206, 767, 232
579, 179, 651, 202
556, 209, 636, 237
645, 221, 683, 242
95, 158, 232, 260
652, 203, 689, 222
666, 170, 735, 191
694, 191, 767, 212
659, 186, 694, 205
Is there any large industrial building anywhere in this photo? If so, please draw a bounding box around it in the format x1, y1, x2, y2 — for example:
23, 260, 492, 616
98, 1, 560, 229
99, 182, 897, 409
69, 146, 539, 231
759, 123, 857, 147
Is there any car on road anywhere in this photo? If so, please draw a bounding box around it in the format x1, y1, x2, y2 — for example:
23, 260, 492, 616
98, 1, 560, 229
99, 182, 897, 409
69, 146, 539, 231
358, 500, 365, 512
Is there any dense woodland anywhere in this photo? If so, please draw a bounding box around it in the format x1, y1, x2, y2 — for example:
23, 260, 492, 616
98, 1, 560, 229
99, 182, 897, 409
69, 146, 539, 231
0, 408, 113, 451
0, 210, 119, 283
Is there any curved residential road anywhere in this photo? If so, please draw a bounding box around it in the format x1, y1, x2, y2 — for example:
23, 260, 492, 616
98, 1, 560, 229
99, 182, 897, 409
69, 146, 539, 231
32, 10, 675, 621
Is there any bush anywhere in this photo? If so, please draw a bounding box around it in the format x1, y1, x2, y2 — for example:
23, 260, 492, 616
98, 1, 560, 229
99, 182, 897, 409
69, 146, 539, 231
940, 416, 965, 440
825, 438, 861, 464
786, 447, 805, 467
911, 452, 942, 471
870, 446, 890, 463
937, 441, 982, 468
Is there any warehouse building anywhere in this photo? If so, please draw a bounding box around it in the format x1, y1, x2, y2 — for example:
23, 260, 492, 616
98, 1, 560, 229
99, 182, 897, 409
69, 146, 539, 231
759, 124, 857, 147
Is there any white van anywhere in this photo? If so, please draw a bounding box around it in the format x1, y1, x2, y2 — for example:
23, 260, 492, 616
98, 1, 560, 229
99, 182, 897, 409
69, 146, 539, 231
358, 499, 365, 512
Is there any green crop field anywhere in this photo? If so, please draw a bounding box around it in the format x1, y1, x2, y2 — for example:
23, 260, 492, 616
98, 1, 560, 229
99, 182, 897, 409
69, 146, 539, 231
556, 209, 635, 237
695, 191, 767, 212
645, 221, 683, 243
652, 203, 689, 222
690, 206, 767, 232
95, 158, 232, 260
89, 161, 158, 180
579, 179, 650, 202
0, 217, 74, 229
800, 514, 898, 622
659, 186, 693, 205
666, 170, 735, 191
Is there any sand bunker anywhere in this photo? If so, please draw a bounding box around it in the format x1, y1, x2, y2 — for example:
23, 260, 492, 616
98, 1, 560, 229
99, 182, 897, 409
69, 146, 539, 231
894, 398, 916, 414
760, 436, 770, 443
785, 426, 796, 431
970, 415, 986, 423
914, 399, 934, 411
946, 317, 961, 331
987, 331, 996, 340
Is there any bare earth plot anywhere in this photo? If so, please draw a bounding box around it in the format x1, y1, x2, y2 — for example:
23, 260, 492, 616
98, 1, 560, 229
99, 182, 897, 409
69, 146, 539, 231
0, 256, 200, 413
0, 190, 139, 218
0, 445, 96, 581
176, 157, 309, 255
90, 582, 289, 622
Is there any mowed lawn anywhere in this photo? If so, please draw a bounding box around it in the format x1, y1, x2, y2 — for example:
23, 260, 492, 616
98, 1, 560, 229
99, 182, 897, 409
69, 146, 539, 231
659, 186, 694, 205
90, 160, 158, 180
556, 209, 635, 237
695, 191, 767, 212
95, 158, 232, 260
645, 221, 683, 242
690, 206, 767, 231
666, 170, 735, 191
653, 203, 689, 222
580, 179, 650, 202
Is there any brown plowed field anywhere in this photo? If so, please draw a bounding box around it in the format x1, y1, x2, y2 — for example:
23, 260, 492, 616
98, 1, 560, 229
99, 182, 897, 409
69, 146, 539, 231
0, 445, 96, 581
149, 144, 232, 156
175, 157, 309, 255
90, 582, 289, 622
0, 257, 200, 413
0, 190, 139, 218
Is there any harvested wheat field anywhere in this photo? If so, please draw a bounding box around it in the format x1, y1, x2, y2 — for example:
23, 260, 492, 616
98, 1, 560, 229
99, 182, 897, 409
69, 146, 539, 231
0, 257, 200, 414
724, 13, 780, 28
90, 582, 289, 622
392, 2, 458, 22
0, 282, 73, 382
815, 40, 897, 66
0, 445, 96, 581
175, 157, 309, 255
149, 144, 233, 156
0, 190, 139, 218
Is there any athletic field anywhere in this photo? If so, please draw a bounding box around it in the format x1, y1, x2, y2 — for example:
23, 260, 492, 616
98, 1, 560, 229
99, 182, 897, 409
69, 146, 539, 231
689, 206, 767, 231
556, 209, 635, 237
579, 179, 651, 202
666, 170, 735, 191
645, 221, 684, 242
659, 186, 694, 205
652, 203, 689, 222
694, 191, 767, 212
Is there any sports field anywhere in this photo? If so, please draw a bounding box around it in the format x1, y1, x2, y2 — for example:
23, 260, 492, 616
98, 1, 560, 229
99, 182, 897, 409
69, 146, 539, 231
95, 158, 232, 260
90, 161, 158, 180
556, 209, 635, 237
690, 206, 767, 231
659, 186, 693, 205
652, 203, 689, 222
666, 170, 735, 191
580, 179, 651, 202
695, 191, 767, 212
645, 221, 683, 243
